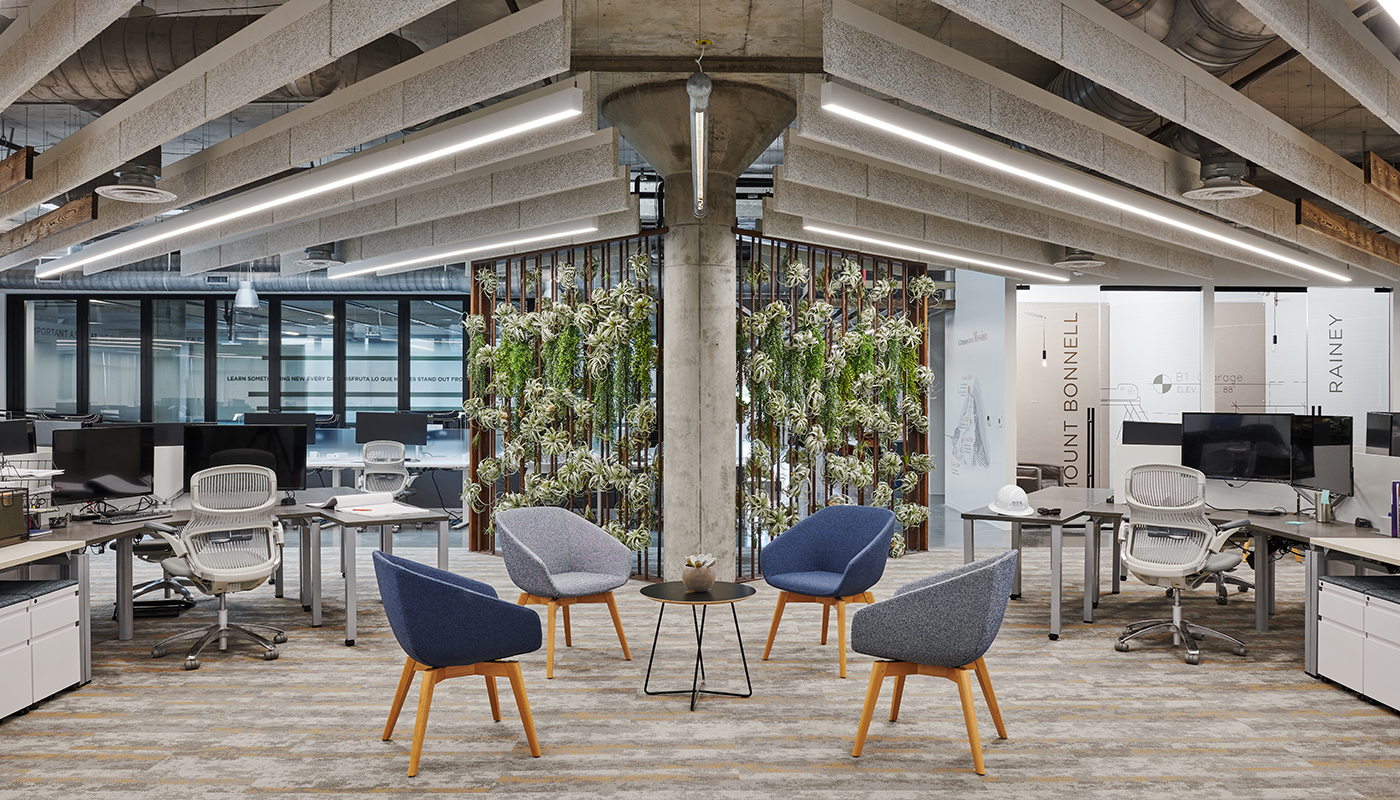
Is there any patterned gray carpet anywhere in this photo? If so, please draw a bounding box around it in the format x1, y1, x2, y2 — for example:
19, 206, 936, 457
2, 543, 1398, 798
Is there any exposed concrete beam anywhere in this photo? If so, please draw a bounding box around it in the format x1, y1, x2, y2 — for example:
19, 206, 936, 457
0, 1, 573, 271
181, 131, 622, 274
573, 55, 823, 73
837, 0, 1400, 277
0, 0, 133, 114
1234, 0, 1400, 139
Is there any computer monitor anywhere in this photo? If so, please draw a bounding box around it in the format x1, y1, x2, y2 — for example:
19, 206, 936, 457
51, 426, 156, 505
182, 424, 308, 491
1180, 412, 1292, 483
354, 412, 428, 446
1291, 415, 1353, 496
0, 420, 36, 456
1365, 412, 1399, 456
244, 412, 317, 442
1122, 420, 1183, 446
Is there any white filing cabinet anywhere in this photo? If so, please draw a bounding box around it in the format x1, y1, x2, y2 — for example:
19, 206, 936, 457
1317, 576, 1400, 711
0, 580, 82, 720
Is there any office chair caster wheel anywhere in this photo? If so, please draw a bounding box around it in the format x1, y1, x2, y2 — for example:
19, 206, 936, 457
151, 646, 166, 659
1233, 645, 1247, 656
1216, 596, 1228, 605
1184, 653, 1200, 665
183, 658, 200, 670
345, 639, 355, 647
263, 649, 279, 661
1237, 586, 1249, 593
1114, 641, 1130, 652
302, 605, 311, 612
273, 633, 288, 644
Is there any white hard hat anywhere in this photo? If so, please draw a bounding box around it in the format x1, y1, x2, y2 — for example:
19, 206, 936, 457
988, 484, 1033, 516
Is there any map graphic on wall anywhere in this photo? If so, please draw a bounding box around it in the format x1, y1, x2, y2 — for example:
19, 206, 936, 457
949, 379, 990, 471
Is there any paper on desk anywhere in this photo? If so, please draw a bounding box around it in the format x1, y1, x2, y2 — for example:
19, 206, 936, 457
307, 491, 393, 509
334, 501, 425, 519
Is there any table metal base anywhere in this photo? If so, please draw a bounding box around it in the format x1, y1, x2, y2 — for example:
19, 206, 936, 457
643, 602, 752, 711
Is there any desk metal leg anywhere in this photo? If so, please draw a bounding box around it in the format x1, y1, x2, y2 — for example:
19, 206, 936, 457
1010, 522, 1022, 600
343, 524, 356, 646
274, 555, 284, 599
962, 517, 974, 564
1049, 523, 1062, 640
299, 524, 312, 611
1253, 529, 1270, 632
116, 535, 134, 641
1112, 530, 1121, 594
72, 552, 91, 684
309, 520, 322, 627
1083, 520, 1096, 624
380, 524, 392, 556
437, 520, 449, 570
1303, 546, 1323, 677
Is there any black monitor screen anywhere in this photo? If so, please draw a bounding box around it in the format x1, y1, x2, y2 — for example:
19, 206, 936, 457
1291, 415, 1354, 496
1181, 413, 1293, 483
354, 412, 428, 446
0, 420, 36, 456
1122, 420, 1183, 446
244, 413, 317, 442
183, 424, 308, 491
51, 426, 155, 505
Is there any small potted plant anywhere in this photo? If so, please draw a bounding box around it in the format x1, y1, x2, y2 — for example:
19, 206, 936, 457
682, 552, 717, 593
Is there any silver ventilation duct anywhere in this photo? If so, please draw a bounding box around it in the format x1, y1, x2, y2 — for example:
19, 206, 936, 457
93, 147, 175, 204
1052, 249, 1106, 269
0, 268, 469, 294
294, 244, 344, 271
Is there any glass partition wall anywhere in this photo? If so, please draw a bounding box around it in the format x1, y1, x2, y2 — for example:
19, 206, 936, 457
7, 295, 469, 423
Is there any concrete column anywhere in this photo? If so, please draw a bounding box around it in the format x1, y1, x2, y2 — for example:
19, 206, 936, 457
603, 80, 794, 579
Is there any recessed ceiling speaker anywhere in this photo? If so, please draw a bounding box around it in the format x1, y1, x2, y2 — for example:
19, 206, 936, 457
1182, 152, 1262, 201
94, 162, 177, 204
1052, 249, 1105, 269
293, 244, 344, 270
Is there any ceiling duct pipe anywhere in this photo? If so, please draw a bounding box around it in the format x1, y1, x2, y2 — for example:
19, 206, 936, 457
294, 243, 344, 270
19, 16, 422, 115
1048, 0, 1276, 134
93, 146, 175, 204
0, 267, 469, 294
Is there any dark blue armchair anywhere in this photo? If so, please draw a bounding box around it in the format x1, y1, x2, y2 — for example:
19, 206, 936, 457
373, 551, 543, 776
759, 505, 897, 677
848, 550, 1018, 775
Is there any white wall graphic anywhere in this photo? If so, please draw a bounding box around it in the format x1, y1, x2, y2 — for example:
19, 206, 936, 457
1017, 301, 1106, 487
945, 270, 1013, 511
1307, 288, 1390, 425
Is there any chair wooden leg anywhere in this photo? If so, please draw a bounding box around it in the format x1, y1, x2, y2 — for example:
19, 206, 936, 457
852, 662, 887, 757
563, 604, 572, 647
383, 656, 416, 741
836, 599, 848, 678
889, 675, 906, 722
820, 603, 831, 645
506, 662, 542, 757
604, 591, 632, 660
954, 668, 986, 776
973, 657, 1007, 739
407, 669, 439, 777
485, 675, 501, 722
762, 591, 789, 660
863, 591, 875, 605
546, 601, 557, 679
516, 593, 528, 606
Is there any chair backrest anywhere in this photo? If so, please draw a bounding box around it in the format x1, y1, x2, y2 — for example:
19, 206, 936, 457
182, 465, 279, 589
1121, 464, 1214, 572
373, 550, 541, 668
779, 505, 897, 574
495, 506, 612, 575
361, 440, 409, 494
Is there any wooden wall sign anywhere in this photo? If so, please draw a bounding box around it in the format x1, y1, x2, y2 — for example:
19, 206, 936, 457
1297, 197, 1400, 268
0, 194, 98, 258
0, 147, 34, 197
1363, 151, 1400, 205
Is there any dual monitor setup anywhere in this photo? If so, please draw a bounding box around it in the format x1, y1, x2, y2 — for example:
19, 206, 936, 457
6, 412, 431, 512
1126, 413, 1355, 496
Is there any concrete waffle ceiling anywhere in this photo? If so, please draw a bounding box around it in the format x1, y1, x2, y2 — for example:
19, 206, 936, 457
0, 0, 1397, 286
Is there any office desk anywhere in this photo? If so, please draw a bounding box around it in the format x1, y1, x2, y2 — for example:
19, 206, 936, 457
962, 487, 1113, 639
306, 455, 469, 521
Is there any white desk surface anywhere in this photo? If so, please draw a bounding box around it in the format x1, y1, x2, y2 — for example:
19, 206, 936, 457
0, 538, 84, 571
1311, 536, 1400, 567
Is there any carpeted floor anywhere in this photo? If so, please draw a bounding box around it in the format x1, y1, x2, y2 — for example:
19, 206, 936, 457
2, 543, 1398, 798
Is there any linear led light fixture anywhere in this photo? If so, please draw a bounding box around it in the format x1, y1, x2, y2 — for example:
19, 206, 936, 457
819, 82, 1351, 283
803, 219, 1070, 282
35, 87, 586, 279
687, 71, 712, 218
327, 219, 601, 280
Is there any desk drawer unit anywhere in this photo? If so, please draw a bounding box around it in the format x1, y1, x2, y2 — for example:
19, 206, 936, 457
1318, 575, 1400, 711
0, 580, 82, 721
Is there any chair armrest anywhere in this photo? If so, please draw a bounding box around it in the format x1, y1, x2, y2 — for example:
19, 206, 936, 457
393, 574, 541, 666
1209, 519, 1251, 553
894, 557, 986, 596
1215, 519, 1250, 532
851, 560, 1009, 668
588, 530, 636, 579
146, 529, 186, 558
832, 519, 894, 597
499, 532, 560, 598
759, 522, 811, 578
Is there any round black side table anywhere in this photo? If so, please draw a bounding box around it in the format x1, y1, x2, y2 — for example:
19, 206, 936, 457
640, 580, 756, 711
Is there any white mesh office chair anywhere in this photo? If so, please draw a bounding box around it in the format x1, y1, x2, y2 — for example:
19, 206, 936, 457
146, 465, 286, 670
360, 440, 416, 497
1115, 464, 1249, 664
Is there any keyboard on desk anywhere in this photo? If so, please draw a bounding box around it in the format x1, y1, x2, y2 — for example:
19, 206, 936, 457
93, 511, 172, 526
